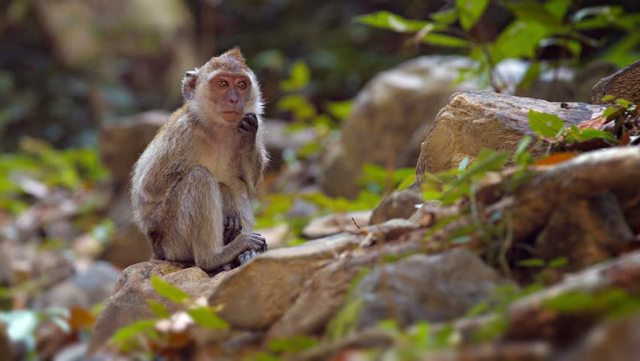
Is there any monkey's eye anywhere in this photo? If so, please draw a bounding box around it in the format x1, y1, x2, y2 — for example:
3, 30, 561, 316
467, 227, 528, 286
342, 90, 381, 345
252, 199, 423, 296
217, 80, 229, 88
237, 80, 248, 90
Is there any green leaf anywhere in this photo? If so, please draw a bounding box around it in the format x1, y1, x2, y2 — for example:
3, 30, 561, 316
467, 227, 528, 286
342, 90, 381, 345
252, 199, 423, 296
615, 98, 633, 109
187, 306, 229, 329
571, 6, 622, 30
326, 100, 353, 121
456, 0, 489, 30
422, 32, 470, 48
548, 257, 568, 268
147, 300, 170, 318
268, 335, 317, 353
544, 0, 571, 20
279, 61, 310, 92
491, 21, 549, 61
111, 319, 157, 343
431, 7, 458, 25
151, 275, 190, 304
577, 128, 617, 144
355, 11, 428, 33
528, 110, 565, 138
505, 1, 565, 28
514, 136, 533, 166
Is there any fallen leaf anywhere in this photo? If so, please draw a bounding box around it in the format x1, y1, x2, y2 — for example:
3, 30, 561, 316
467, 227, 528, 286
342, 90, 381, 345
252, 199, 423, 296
534, 152, 579, 166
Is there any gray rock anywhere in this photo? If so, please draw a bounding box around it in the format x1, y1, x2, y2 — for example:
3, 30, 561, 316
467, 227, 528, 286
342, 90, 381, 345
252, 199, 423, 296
320, 56, 478, 197
37, 261, 122, 309
417, 91, 605, 174
302, 211, 372, 239
369, 186, 423, 225
355, 248, 507, 328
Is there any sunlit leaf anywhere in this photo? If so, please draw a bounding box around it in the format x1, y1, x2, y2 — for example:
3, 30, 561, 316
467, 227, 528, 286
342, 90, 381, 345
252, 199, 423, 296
431, 7, 458, 25
268, 335, 317, 353
151, 276, 190, 305
528, 110, 565, 138
279, 61, 310, 92
355, 11, 428, 33
326, 100, 353, 121
518, 258, 545, 267
545, 0, 571, 20
187, 306, 229, 329
421, 32, 470, 48
111, 319, 157, 343
147, 300, 171, 318
456, 0, 489, 30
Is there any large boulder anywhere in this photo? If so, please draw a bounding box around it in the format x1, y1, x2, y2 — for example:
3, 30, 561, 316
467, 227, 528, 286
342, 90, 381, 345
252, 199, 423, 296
320, 56, 477, 198
417, 91, 605, 175
88, 233, 363, 352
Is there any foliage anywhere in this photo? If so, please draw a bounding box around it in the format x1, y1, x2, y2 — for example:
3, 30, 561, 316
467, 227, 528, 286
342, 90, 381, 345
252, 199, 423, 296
375, 320, 458, 360
357, 1, 640, 88
110, 276, 228, 355
0, 138, 109, 214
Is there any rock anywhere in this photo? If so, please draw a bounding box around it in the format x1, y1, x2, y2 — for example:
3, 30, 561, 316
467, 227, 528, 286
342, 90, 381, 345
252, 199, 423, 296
208, 234, 361, 330
369, 185, 422, 225
98, 111, 168, 189
35, 0, 196, 104
89, 233, 363, 352
591, 59, 640, 104
320, 56, 477, 197
533, 193, 634, 275
35, 261, 122, 309
302, 211, 372, 239
355, 248, 507, 328
417, 91, 605, 174
560, 313, 640, 361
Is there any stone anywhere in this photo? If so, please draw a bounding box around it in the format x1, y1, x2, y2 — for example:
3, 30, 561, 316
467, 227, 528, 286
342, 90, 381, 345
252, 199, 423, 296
369, 186, 422, 225
89, 233, 363, 351
320, 56, 477, 197
534, 193, 634, 274
560, 313, 640, 361
355, 248, 507, 328
591, 59, 640, 104
35, 261, 122, 309
302, 211, 372, 239
98, 111, 168, 189
417, 91, 605, 174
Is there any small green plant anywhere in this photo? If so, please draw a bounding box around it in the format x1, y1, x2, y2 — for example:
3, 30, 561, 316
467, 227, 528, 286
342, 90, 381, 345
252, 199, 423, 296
110, 276, 228, 355
356, 1, 640, 89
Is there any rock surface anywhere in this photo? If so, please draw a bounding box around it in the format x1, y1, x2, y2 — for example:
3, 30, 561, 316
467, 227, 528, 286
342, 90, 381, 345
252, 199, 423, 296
369, 186, 422, 225
417, 91, 605, 175
591, 59, 640, 104
320, 56, 477, 197
89, 233, 363, 351
302, 211, 372, 239
35, 261, 122, 309
355, 248, 507, 328
98, 111, 168, 189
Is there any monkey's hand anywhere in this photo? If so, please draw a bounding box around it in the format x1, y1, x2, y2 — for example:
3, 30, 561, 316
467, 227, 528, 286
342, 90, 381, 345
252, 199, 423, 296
230, 232, 267, 255
238, 113, 258, 142
223, 215, 242, 245
236, 231, 267, 265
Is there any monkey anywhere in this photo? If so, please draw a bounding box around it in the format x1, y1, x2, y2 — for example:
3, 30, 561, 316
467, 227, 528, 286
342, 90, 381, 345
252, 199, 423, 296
130, 48, 268, 272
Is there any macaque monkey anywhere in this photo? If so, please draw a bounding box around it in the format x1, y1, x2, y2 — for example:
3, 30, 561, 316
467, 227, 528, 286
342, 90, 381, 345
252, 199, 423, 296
131, 48, 268, 272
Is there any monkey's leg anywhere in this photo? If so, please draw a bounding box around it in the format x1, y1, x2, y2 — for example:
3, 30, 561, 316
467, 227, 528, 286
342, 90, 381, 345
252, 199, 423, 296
165, 166, 266, 272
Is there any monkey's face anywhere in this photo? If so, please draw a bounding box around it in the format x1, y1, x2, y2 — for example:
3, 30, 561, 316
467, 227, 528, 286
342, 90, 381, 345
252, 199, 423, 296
208, 73, 251, 123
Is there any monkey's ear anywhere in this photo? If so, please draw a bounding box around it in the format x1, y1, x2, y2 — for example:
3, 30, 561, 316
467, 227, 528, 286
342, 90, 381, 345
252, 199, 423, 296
182, 68, 198, 101
223, 47, 245, 62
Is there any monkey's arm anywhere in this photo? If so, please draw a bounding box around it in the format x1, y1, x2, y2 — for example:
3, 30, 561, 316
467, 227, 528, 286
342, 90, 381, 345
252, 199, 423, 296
238, 113, 267, 195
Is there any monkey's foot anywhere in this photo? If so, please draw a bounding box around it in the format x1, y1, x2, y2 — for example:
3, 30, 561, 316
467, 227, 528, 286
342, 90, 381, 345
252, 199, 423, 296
237, 250, 258, 265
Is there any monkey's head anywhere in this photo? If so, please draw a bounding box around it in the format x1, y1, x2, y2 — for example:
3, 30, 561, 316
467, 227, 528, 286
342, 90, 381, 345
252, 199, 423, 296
182, 47, 263, 124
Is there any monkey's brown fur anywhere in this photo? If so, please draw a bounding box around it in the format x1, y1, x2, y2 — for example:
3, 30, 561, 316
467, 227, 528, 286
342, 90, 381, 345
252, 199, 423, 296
131, 48, 268, 272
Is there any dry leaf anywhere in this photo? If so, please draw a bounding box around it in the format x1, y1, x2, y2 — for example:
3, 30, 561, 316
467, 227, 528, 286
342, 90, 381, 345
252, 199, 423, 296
534, 152, 579, 167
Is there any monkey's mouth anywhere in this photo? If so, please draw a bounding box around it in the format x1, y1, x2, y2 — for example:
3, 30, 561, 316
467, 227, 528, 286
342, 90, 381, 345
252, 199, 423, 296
222, 111, 242, 122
